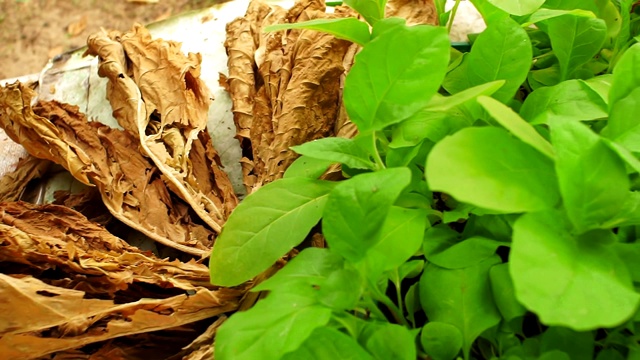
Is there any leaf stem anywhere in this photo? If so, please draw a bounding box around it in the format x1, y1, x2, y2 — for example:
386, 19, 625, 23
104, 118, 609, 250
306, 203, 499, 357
372, 131, 386, 170
447, 0, 462, 34
368, 278, 409, 327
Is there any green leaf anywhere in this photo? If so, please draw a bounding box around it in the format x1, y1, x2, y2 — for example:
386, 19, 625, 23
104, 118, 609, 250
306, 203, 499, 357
489, 263, 527, 322
405, 282, 421, 327
469, 0, 510, 24
596, 349, 626, 360
343, 0, 387, 25
465, 17, 532, 102
390, 108, 470, 147
364, 323, 417, 360
427, 127, 560, 213
425, 236, 506, 269
420, 257, 502, 359
610, 43, 640, 107
428, 81, 506, 112
292, 137, 376, 170
520, 8, 596, 27
477, 96, 555, 158
545, 15, 607, 81
253, 247, 342, 294
210, 178, 335, 286
540, 327, 595, 360
550, 120, 630, 232
608, 88, 640, 152
487, 0, 544, 16
282, 327, 374, 360
323, 168, 411, 262
265, 18, 370, 46
344, 19, 450, 132
421, 322, 463, 360
616, 242, 640, 282
520, 79, 609, 125
317, 268, 363, 311
360, 206, 427, 278
284, 156, 334, 179
510, 210, 640, 330
215, 293, 332, 360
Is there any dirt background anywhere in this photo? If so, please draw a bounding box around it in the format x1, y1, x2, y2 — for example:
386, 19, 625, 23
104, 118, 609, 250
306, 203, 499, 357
0, 0, 224, 80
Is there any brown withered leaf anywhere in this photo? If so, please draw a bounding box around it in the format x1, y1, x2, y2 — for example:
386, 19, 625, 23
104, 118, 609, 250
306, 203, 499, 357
0, 82, 216, 256
0, 201, 220, 296
225, 0, 355, 192
85, 25, 238, 233
0, 274, 240, 360
53, 187, 113, 225
0, 155, 50, 202
386, 0, 439, 26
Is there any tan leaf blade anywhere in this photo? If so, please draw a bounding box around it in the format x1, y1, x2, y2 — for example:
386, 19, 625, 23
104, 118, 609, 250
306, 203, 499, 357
85, 25, 238, 233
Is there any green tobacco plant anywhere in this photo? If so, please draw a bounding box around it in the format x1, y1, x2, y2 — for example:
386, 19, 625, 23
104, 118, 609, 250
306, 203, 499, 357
210, 0, 640, 359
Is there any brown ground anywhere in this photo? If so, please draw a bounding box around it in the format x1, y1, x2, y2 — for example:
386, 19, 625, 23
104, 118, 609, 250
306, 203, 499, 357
0, 0, 222, 80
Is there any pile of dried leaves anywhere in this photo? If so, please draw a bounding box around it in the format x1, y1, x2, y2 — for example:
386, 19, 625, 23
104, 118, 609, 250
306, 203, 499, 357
0, 0, 436, 358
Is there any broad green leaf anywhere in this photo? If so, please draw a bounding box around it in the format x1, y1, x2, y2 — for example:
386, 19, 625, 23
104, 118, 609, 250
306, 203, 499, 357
611, 0, 634, 70
545, 15, 607, 80
284, 156, 334, 179
397, 259, 424, 280
344, 19, 449, 132
510, 210, 640, 330
323, 168, 411, 262
542, 0, 598, 13
466, 17, 532, 102
489, 263, 527, 322
428, 81, 505, 112
360, 206, 427, 278
215, 293, 332, 360
390, 108, 471, 147
610, 43, 640, 107
425, 236, 506, 269
421, 322, 463, 360
317, 268, 363, 311
210, 178, 335, 286
364, 323, 417, 360
602, 139, 640, 174
487, 0, 544, 16
616, 242, 640, 282
265, 18, 370, 46
469, 0, 510, 24
343, 0, 387, 25
477, 96, 555, 159
442, 54, 471, 96
519, 79, 609, 124
282, 327, 374, 360
608, 88, 640, 152
292, 137, 376, 170
550, 120, 629, 232
427, 127, 560, 213
540, 327, 595, 359
520, 8, 596, 27
253, 247, 342, 294
583, 74, 613, 104
420, 257, 502, 359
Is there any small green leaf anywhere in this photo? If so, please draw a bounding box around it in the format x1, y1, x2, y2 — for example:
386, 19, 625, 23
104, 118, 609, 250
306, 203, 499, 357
344, 19, 449, 131
540, 327, 595, 359
420, 256, 502, 359
282, 327, 374, 360
215, 293, 332, 360
427, 127, 560, 213
520, 8, 596, 27
489, 263, 527, 322
405, 282, 421, 326
390, 108, 470, 147
284, 156, 334, 179
364, 323, 417, 360
550, 119, 629, 232
323, 168, 411, 262
608, 88, 640, 152
343, 0, 387, 25
265, 17, 370, 46
487, 0, 544, 16
610, 43, 640, 107
510, 210, 640, 330
210, 178, 335, 286
478, 96, 555, 159
425, 236, 506, 269
465, 17, 532, 102
317, 268, 363, 311
545, 15, 607, 80
421, 322, 463, 360
428, 81, 505, 112
292, 137, 376, 170
519, 79, 609, 124
360, 206, 427, 278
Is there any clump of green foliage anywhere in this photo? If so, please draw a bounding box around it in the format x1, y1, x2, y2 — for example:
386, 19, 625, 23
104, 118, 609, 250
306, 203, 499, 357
209, 0, 640, 359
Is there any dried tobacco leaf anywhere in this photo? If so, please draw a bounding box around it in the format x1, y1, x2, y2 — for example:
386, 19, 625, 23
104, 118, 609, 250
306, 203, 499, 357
0, 155, 49, 202
386, 0, 438, 26
224, 0, 356, 192
85, 25, 238, 233
0, 82, 216, 256
0, 274, 240, 360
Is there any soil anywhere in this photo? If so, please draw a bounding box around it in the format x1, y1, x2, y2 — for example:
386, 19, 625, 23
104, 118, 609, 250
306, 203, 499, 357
0, 0, 223, 80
